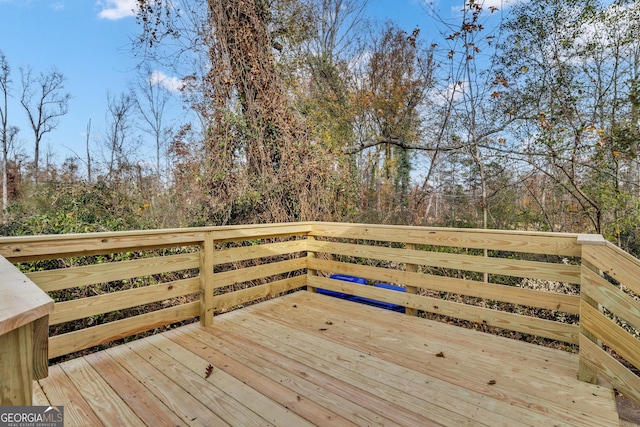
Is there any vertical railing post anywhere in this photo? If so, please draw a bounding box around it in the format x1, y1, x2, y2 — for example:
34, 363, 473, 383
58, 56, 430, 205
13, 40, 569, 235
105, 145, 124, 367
405, 243, 418, 316
576, 234, 606, 383
200, 231, 215, 327
306, 234, 317, 292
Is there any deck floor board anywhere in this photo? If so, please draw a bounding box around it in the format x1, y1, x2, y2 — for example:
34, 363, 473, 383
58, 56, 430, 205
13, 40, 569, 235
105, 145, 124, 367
35, 291, 620, 426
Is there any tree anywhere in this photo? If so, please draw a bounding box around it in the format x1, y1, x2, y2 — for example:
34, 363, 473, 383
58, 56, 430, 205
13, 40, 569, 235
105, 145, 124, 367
498, 0, 640, 243
136, 0, 341, 223
347, 23, 435, 222
0, 51, 10, 212
134, 68, 174, 184
20, 66, 71, 185
103, 92, 138, 179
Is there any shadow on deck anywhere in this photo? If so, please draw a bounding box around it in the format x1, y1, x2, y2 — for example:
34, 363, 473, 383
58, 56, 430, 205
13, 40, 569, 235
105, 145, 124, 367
34, 291, 619, 427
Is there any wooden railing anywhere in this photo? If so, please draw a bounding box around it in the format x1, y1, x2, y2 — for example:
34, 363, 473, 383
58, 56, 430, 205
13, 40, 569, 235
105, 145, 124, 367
578, 235, 640, 406
1, 222, 639, 407
307, 223, 582, 344
0, 223, 311, 360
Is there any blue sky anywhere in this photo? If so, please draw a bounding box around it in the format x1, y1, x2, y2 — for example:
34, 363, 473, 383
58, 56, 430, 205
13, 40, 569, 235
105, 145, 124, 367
0, 0, 493, 167
0, 0, 149, 163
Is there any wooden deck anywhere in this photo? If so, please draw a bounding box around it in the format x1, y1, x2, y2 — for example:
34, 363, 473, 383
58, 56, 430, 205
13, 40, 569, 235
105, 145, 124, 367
33, 291, 620, 426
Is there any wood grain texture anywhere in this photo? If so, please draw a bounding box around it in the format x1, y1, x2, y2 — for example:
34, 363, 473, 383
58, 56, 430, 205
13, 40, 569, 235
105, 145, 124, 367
50, 278, 199, 325
308, 275, 579, 344
581, 266, 640, 333
213, 240, 307, 265
0, 256, 54, 335
27, 253, 199, 292
307, 240, 581, 283
200, 232, 215, 326
49, 302, 199, 359
214, 257, 306, 288
60, 357, 146, 426
0, 324, 33, 405
33, 315, 49, 380
308, 257, 580, 314
582, 243, 640, 295
83, 351, 185, 427
0, 231, 205, 262
310, 222, 582, 256
0, 222, 312, 262
580, 335, 640, 408
580, 300, 640, 370
213, 276, 306, 312
104, 343, 231, 426
37, 364, 104, 426
36, 291, 620, 426
404, 243, 418, 316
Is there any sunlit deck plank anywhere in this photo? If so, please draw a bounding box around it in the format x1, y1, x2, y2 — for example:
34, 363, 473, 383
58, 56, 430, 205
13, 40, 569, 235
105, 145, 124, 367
172, 324, 427, 427
104, 343, 230, 427
83, 351, 188, 427
144, 333, 315, 427
37, 365, 103, 427
124, 336, 277, 426
59, 357, 145, 426
164, 327, 358, 427
32, 380, 49, 406
35, 290, 621, 426
216, 311, 535, 426
256, 292, 617, 426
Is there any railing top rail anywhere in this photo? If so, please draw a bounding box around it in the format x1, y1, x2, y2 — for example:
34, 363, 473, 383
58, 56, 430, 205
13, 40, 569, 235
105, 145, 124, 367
312, 221, 585, 238
0, 256, 53, 335
0, 222, 314, 261
310, 222, 589, 257
0, 221, 315, 244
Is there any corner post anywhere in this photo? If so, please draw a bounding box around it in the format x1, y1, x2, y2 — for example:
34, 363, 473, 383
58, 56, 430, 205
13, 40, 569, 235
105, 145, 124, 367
0, 256, 54, 405
200, 231, 215, 326
576, 234, 606, 383
405, 243, 418, 316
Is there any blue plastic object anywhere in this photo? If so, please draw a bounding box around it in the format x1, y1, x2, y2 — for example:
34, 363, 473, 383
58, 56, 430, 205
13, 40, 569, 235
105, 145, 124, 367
328, 274, 366, 284
317, 275, 405, 312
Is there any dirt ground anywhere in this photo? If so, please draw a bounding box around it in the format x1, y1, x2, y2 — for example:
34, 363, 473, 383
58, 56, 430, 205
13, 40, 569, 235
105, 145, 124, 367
617, 394, 640, 426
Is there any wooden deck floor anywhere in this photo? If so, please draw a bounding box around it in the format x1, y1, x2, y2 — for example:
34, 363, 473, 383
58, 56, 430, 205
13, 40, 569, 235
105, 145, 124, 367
34, 291, 620, 426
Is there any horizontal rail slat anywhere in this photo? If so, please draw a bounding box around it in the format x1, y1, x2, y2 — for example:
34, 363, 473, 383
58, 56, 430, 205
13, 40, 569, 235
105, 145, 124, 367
309, 240, 581, 284
310, 222, 582, 257
579, 335, 640, 405
50, 278, 200, 325
210, 223, 312, 242
27, 253, 200, 292
0, 232, 205, 262
48, 302, 199, 359
580, 300, 640, 369
214, 258, 307, 288
214, 240, 307, 265
0, 222, 313, 262
213, 276, 307, 312
581, 267, 640, 333
309, 258, 580, 314
582, 243, 640, 295
309, 276, 579, 344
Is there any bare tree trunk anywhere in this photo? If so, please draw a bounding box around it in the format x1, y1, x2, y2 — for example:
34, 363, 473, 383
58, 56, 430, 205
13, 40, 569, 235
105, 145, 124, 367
86, 119, 92, 183
1, 52, 9, 213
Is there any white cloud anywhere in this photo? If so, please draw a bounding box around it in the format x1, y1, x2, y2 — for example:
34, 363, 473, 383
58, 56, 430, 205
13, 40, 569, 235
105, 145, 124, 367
149, 70, 183, 93
433, 80, 465, 107
451, 0, 522, 15
97, 0, 136, 20
51, 2, 64, 11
